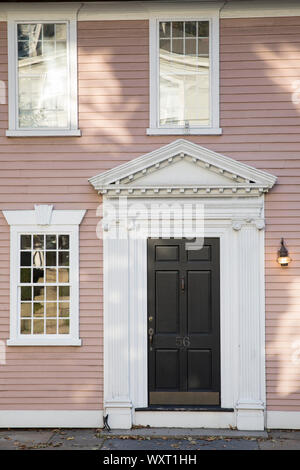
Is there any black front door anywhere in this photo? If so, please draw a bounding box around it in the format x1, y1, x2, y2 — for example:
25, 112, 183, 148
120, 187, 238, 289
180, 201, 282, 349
148, 238, 220, 406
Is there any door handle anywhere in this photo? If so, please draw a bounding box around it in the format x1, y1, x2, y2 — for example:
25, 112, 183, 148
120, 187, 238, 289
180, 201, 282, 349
149, 328, 154, 346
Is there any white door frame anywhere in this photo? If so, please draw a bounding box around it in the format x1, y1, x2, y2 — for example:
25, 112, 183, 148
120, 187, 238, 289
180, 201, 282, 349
103, 196, 266, 430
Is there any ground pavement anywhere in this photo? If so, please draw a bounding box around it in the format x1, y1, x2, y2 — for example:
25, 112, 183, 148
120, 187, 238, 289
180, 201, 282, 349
0, 427, 299, 450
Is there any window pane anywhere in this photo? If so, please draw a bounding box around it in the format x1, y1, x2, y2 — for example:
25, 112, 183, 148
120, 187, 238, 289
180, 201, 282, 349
58, 234, 69, 250
43, 23, 55, 39
20, 268, 31, 283
46, 251, 57, 266
33, 268, 44, 283
185, 38, 197, 56
185, 22, 197, 38
56, 24, 67, 40
172, 39, 183, 55
46, 268, 57, 283
58, 268, 69, 283
59, 302, 69, 317
21, 319, 32, 334
33, 234, 44, 249
59, 252, 69, 267
46, 235, 56, 249
159, 20, 210, 127
172, 22, 183, 38
33, 251, 44, 267
46, 286, 57, 301
59, 319, 69, 334
159, 22, 170, 38
34, 286, 44, 301
33, 302, 44, 317
33, 319, 44, 334
21, 286, 32, 301
59, 286, 70, 301
21, 303, 32, 317
17, 22, 69, 129
198, 21, 209, 37
46, 302, 57, 317
21, 251, 31, 266
46, 319, 57, 334
198, 38, 209, 56
21, 234, 31, 250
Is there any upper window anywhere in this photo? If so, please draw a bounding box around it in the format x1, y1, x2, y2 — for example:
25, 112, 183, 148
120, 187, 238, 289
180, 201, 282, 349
17, 23, 69, 129
159, 20, 210, 127
148, 16, 221, 135
7, 17, 80, 137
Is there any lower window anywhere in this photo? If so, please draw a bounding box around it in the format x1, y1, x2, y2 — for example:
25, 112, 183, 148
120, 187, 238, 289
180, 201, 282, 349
3, 206, 85, 346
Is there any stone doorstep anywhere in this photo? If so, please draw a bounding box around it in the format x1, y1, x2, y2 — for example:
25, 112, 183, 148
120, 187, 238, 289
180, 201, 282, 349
98, 427, 268, 439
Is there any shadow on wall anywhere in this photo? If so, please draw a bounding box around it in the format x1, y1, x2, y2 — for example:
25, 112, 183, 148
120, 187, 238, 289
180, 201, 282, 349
1, 17, 300, 410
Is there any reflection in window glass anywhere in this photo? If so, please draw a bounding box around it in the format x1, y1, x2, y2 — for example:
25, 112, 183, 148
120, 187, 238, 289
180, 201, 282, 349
18, 233, 70, 335
17, 23, 69, 129
159, 20, 210, 127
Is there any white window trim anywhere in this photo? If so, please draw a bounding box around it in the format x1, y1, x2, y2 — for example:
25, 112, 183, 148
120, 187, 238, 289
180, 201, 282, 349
147, 15, 221, 136
6, 8, 81, 137
2, 207, 86, 346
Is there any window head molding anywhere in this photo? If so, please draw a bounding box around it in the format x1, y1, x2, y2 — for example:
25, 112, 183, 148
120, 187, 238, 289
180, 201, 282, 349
148, 14, 221, 136
6, 7, 81, 137
3, 206, 86, 346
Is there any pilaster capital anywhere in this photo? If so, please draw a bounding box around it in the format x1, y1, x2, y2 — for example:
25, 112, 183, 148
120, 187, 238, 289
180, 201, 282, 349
232, 218, 265, 231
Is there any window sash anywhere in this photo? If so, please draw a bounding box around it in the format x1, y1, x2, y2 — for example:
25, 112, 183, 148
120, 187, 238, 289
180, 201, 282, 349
15, 21, 71, 131
158, 19, 211, 129
7, 14, 79, 136
18, 233, 71, 336
148, 16, 221, 135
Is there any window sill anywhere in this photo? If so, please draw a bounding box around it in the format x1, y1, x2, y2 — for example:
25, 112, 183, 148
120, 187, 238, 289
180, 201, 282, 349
6, 129, 82, 137
147, 127, 222, 135
147, 127, 222, 136
7, 337, 82, 347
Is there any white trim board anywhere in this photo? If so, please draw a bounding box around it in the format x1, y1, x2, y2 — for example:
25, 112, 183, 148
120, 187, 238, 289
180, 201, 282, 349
0, 410, 103, 428
267, 412, 300, 430
1, 2, 300, 21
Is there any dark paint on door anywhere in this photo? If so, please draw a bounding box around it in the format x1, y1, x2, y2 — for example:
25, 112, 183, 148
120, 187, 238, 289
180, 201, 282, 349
147, 238, 220, 406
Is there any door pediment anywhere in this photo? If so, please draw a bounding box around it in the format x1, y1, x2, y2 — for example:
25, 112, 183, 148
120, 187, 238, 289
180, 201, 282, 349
89, 139, 276, 197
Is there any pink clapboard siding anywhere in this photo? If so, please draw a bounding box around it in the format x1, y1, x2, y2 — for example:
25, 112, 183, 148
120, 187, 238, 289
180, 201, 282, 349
0, 16, 300, 411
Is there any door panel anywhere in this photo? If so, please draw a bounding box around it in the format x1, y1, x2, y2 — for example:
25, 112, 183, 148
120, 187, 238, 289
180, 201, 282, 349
148, 238, 220, 407
155, 245, 179, 261
155, 349, 179, 390
187, 349, 212, 390
155, 271, 179, 333
187, 271, 211, 334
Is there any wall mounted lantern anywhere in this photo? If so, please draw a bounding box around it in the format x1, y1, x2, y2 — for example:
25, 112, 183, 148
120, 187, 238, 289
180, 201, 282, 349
277, 238, 291, 267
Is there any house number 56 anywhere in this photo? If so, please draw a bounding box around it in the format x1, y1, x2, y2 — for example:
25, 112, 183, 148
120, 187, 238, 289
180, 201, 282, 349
176, 336, 191, 348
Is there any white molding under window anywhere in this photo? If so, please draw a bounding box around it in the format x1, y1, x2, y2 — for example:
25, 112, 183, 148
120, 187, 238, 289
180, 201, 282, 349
3, 206, 86, 346
6, 130, 82, 137
6, 8, 80, 137
148, 14, 221, 136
